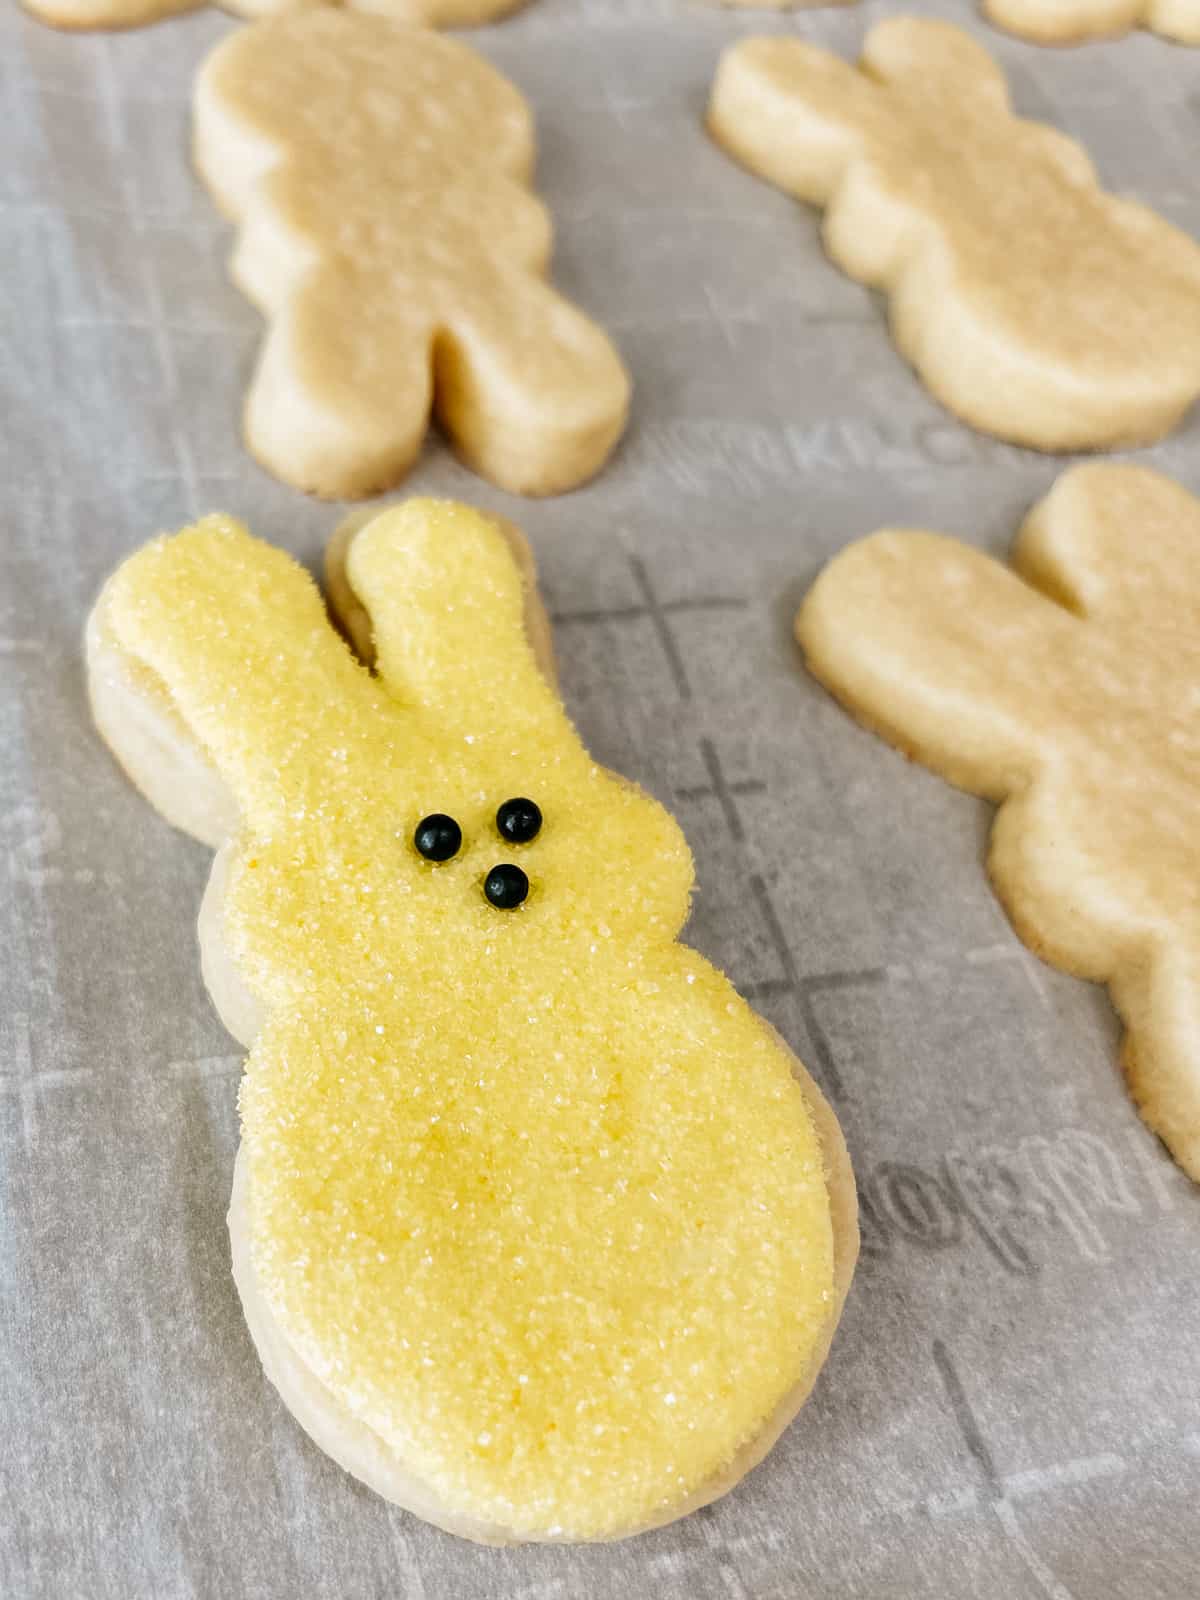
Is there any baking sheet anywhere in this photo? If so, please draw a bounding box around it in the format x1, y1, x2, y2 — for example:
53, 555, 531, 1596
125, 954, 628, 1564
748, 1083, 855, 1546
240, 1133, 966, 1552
2, 1, 1199, 1594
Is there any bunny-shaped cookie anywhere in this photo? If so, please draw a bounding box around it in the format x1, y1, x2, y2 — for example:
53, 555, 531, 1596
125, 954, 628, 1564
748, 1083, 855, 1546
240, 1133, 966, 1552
709, 18, 1200, 452
712, 0, 856, 10
25, 0, 524, 36
798, 463, 1200, 1181
193, 14, 629, 500
87, 500, 855, 1542
985, 0, 1199, 44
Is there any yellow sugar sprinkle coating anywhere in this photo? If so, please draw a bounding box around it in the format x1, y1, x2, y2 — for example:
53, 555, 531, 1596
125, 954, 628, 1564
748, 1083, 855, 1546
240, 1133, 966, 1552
106, 504, 835, 1537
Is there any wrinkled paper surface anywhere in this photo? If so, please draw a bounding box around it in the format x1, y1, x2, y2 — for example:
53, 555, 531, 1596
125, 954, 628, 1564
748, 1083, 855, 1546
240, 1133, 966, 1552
2, 1, 1199, 1594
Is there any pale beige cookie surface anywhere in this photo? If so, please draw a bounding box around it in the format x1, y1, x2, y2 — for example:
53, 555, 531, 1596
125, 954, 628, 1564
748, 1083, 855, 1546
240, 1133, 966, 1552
87, 499, 856, 1542
710, 1, 855, 11
193, 14, 629, 500
24, 0, 526, 33
709, 18, 1200, 452
985, 0, 1199, 44
797, 462, 1200, 1181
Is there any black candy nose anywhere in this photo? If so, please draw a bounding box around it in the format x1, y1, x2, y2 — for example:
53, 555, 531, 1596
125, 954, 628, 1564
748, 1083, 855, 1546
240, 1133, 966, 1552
496, 797, 542, 844
484, 863, 529, 910
414, 813, 462, 862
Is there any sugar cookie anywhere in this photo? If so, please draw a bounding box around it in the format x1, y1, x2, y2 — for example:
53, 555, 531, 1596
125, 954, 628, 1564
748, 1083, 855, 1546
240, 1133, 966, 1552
87, 500, 856, 1542
23, 0, 526, 33
797, 463, 1200, 1181
985, 0, 1199, 45
710, 1, 856, 10
708, 18, 1200, 452
193, 15, 629, 500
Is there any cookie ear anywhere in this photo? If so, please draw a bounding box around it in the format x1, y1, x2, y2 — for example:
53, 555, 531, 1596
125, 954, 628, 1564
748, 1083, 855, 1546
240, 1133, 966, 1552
1016, 463, 1200, 626
861, 18, 1009, 109
341, 500, 573, 754
709, 37, 887, 205
99, 516, 382, 835
797, 531, 1078, 798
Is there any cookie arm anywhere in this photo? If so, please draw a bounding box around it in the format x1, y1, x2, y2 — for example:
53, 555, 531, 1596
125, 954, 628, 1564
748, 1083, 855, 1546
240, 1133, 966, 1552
797, 531, 1074, 800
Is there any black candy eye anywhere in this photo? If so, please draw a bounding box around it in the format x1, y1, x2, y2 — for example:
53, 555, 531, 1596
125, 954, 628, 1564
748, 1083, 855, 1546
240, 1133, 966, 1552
484, 863, 529, 910
496, 797, 542, 844
414, 813, 462, 862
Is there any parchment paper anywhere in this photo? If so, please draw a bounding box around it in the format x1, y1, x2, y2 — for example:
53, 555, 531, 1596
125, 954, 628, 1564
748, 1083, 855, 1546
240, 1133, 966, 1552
2, 1, 1199, 1594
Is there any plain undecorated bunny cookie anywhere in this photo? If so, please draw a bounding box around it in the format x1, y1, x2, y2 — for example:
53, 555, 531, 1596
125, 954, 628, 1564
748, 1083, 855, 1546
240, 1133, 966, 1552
709, 18, 1200, 452
711, 1, 856, 11
24, 0, 525, 34
798, 463, 1200, 1181
193, 14, 630, 500
87, 500, 856, 1542
985, 0, 1199, 44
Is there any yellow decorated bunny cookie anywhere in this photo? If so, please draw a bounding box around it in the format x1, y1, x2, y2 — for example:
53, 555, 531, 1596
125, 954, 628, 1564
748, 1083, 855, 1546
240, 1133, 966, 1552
798, 463, 1200, 1182
193, 14, 630, 500
709, 18, 1200, 452
87, 501, 855, 1542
